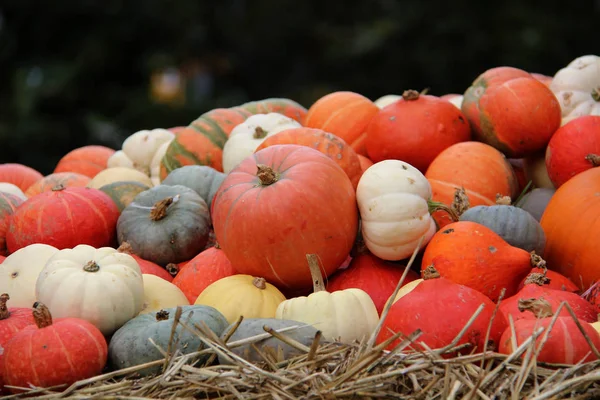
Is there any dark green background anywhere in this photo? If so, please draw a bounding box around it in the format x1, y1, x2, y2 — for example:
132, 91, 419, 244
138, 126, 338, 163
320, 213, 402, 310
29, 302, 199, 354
1, 1, 596, 174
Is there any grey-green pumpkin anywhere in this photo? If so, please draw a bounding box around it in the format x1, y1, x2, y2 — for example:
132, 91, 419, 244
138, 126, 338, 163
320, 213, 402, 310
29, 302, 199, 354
459, 205, 546, 255
161, 165, 226, 208
515, 188, 555, 222
108, 305, 228, 376
117, 184, 211, 266
219, 318, 319, 364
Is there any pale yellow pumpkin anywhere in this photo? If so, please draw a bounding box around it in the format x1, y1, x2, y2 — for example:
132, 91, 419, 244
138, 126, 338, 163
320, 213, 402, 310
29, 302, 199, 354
592, 320, 600, 335
149, 140, 172, 186
523, 151, 555, 189
87, 167, 154, 189
383, 278, 424, 310
194, 274, 286, 324
374, 94, 401, 109
0, 183, 28, 200
139, 274, 190, 315
108, 128, 175, 176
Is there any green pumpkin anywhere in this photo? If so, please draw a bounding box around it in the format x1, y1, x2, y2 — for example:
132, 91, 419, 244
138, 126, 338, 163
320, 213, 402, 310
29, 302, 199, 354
219, 318, 319, 364
161, 165, 226, 208
515, 188, 555, 222
108, 305, 228, 376
117, 184, 210, 266
459, 204, 546, 255
99, 180, 151, 212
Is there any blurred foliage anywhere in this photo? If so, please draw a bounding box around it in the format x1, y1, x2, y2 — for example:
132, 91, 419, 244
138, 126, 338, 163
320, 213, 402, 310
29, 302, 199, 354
0, 0, 597, 173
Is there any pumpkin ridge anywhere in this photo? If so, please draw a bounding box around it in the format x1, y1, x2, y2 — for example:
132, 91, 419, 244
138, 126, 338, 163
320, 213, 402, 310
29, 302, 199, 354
319, 98, 368, 132
57, 195, 76, 246
50, 322, 77, 374
163, 140, 208, 172
75, 313, 110, 368
67, 190, 111, 244
478, 112, 513, 156
24, 330, 41, 385
189, 117, 228, 149
35, 199, 48, 243
429, 179, 495, 204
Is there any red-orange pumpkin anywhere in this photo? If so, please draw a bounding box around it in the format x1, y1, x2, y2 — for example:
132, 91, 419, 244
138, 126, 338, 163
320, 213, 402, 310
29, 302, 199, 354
461, 66, 561, 158
24, 172, 91, 197
53, 145, 115, 178
304, 91, 379, 156
357, 154, 373, 173
239, 98, 307, 124
365, 90, 471, 172
583, 281, 600, 314
6, 186, 120, 252
212, 144, 358, 291
0, 163, 44, 192
0, 192, 23, 256
117, 242, 173, 282
517, 268, 579, 292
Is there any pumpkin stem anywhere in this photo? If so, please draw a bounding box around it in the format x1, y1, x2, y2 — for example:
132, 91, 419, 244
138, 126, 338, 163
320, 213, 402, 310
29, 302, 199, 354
51, 183, 66, 192
530, 251, 547, 270
517, 297, 554, 319
585, 154, 600, 167
253, 277, 267, 290
495, 194, 512, 205
0, 293, 10, 320
256, 164, 278, 186
166, 263, 179, 277
524, 272, 551, 286
253, 126, 268, 139
427, 200, 460, 222
32, 302, 53, 328
592, 87, 600, 102
306, 254, 326, 293
451, 187, 470, 216
150, 196, 175, 221
83, 260, 101, 273
156, 310, 170, 321
402, 90, 420, 101
422, 265, 441, 280
117, 241, 134, 254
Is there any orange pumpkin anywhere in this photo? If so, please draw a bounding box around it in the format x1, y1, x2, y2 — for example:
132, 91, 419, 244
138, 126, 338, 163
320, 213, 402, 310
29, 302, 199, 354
0, 164, 43, 193
53, 145, 115, 178
239, 98, 307, 124
425, 141, 519, 228
357, 154, 373, 173
304, 91, 379, 156
24, 172, 91, 197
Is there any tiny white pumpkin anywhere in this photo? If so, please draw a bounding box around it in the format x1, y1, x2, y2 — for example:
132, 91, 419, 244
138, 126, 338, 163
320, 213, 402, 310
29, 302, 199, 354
35, 244, 145, 335
221, 113, 301, 173
374, 94, 401, 109
108, 128, 175, 176
149, 140, 173, 186
0, 183, 28, 201
139, 274, 189, 315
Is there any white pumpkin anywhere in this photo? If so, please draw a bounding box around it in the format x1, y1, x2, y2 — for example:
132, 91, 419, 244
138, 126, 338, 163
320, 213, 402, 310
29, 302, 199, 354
356, 160, 437, 261
221, 113, 301, 173
87, 166, 154, 189
0, 183, 28, 201
139, 274, 189, 315
374, 94, 401, 109
444, 94, 464, 110
108, 129, 175, 176
35, 244, 145, 335
149, 140, 172, 186
550, 55, 600, 125
0, 244, 59, 308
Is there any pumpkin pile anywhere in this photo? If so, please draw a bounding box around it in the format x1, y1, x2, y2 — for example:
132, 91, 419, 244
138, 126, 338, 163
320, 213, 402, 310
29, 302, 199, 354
1, 54, 600, 395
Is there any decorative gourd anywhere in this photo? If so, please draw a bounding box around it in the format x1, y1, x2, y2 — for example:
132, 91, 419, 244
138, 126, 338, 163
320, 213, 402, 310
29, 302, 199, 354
0, 163, 43, 192
139, 274, 189, 315
172, 245, 236, 303
239, 98, 308, 123
545, 115, 600, 188
276, 255, 379, 343
377, 266, 508, 354
24, 172, 91, 197
117, 184, 211, 266
498, 298, 600, 364
365, 90, 471, 172
108, 128, 175, 176
356, 159, 456, 261
161, 165, 226, 208
54, 145, 115, 177
0, 183, 27, 201
540, 167, 600, 289
459, 203, 546, 255
304, 91, 379, 156
517, 269, 579, 292
88, 166, 154, 189
218, 318, 319, 364
523, 151, 555, 189
160, 107, 251, 175
0, 244, 59, 308
222, 113, 301, 173
149, 139, 172, 186
426, 141, 519, 228
462, 66, 562, 158
0, 192, 23, 256
108, 305, 229, 376
212, 144, 358, 291
6, 186, 120, 252
35, 244, 145, 335
99, 180, 151, 212
550, 55, 600, 125
374, 94, 401, 108
515, 187, 555, 222
2, 302, 108, 393
421, 221, 538, 301
117, 242, 173, 282
194, 274, 286, 323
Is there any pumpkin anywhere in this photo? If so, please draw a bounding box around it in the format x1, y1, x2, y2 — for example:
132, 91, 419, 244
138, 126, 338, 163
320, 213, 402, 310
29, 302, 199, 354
239, 98, 308, 123
212, 144, 358, 291
117, 184, 211, 266
0, 244, 59, 308
531, 72, 553, 87
498, 298, 600, 365
108, 305, 228, 376
219, 318, 320, 364
108, 128, 175, 176
517, 269, 579, 292
275, 254, 379, 343
222, 113, 301, 173
54, 145, 115, 177
440, 93, 464, 109
421, 221, 538, 301
376, 266, 508, 354
545, 115, 600, 188
523, 151, 555, 189
25, 172, 91, 197
515, 187, 556, 222
304, 91, 379, 156
0, 192, 23, 256
374, 94, 401, 108
139, 274, 189, 314
357, 154, 373, 174
117, 242, 173, 282
461, 66, 562, 158
550, 55, 600, 125
0, 183, 27, 201
6, 186, 120, 252
425, 141, 519, 228
99, 180, 151, 212
161, 165, 226, 208
172, 246, 237, 303
255, 127, 363, 189
88, 166, 154, 189
384, 278, 424, 309
160, 107, 251, 175
149, 140, 172, 186
0, 163, 43, 192
2, 302, 107, 393
35, 244, 145, 335
540, 167, 600, 289
365, 89, 471, 172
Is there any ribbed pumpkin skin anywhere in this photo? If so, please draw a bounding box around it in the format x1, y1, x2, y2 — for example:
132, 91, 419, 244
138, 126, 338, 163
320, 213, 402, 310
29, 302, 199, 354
161, 165, 226, 209
160, 108, 251, 176
54, 145, 115, 178
459, 205, 546, 255
0, 163, 44, 192
24, 172, 91, 197
108, 305, 228, 376
0, 192, 23, 256
117, 185, 211, 266
99, 180, 151, 212
240, 98, 307, 124
6, 187, 120, 252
